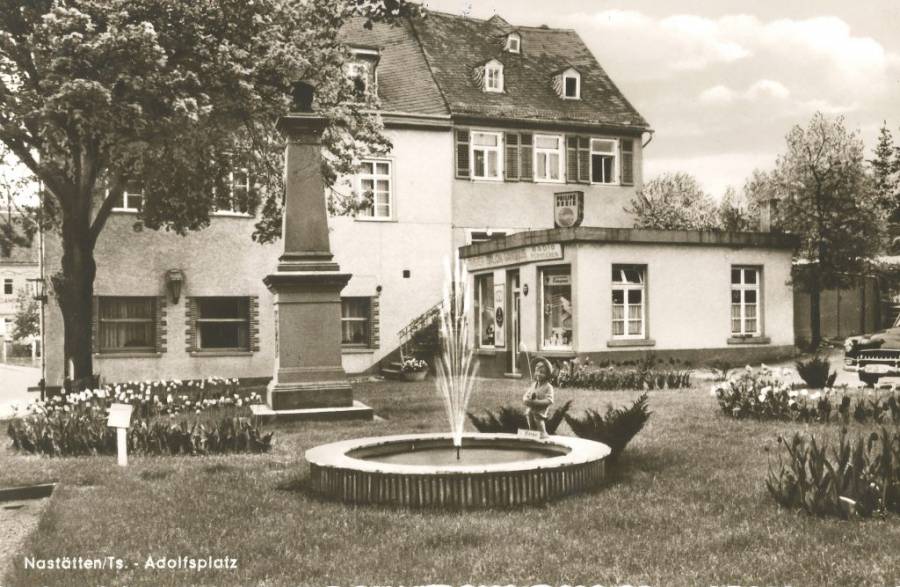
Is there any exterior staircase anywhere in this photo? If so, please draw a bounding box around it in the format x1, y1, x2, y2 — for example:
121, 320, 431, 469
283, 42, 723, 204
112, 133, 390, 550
380, 300, 442, 379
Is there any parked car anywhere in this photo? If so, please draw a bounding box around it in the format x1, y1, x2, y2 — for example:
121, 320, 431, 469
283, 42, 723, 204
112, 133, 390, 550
844, 313, 900, 385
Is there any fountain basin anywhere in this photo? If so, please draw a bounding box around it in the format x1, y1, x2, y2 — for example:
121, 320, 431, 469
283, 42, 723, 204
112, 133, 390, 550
305, 433, 611, 508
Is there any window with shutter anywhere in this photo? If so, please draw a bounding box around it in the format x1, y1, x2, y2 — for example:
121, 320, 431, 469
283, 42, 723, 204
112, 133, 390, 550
519, 133, 533, 180
455, 129, 470, 178
621, 139, 635, 185
566, 137, 578, 182
566, 136, 591, 183
505, 133, 520, 181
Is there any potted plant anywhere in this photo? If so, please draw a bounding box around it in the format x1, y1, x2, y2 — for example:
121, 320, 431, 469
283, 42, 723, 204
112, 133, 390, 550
400, 358, 429, 381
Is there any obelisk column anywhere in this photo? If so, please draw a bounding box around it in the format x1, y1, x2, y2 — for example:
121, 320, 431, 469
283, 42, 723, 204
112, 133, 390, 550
263, 81, 354, 411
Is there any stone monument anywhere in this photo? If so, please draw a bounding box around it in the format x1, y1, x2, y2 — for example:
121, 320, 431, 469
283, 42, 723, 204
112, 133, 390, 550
253, 82, 373, 421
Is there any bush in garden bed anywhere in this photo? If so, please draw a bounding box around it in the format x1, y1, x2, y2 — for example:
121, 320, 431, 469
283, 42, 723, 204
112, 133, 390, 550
711, 365, 900, 424
766, 427, 899, 518
563, 393, 651, 461
553, 354, 692, 391
7, 408, 273, 457
795, 355, 837, 389
467, 401, 572, 435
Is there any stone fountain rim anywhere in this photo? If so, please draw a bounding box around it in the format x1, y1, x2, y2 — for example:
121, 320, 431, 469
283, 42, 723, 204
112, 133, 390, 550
305, 432, 611, 475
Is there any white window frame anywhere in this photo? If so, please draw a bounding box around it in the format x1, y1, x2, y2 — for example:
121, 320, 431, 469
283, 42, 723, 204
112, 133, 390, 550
484, 61, 504, 93
533, 134, 563, 183
212, 168, 253, 216
474, 273, 496, 349
563, 71, 581, 99
611, 265, 646, 339
590, 138, 619, 185
470, 131, 503, 181
347, 61, 370, 95
98, 296, 157, 353
195, 297, 251, 351
355, 159, 392, 220
506, 34, 520, 54
111, 182, 143, 212
341, 297, 372, 347
731, 267, 762, 337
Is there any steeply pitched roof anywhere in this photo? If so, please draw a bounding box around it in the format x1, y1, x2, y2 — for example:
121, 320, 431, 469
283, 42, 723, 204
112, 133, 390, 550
339, 10, 650, 131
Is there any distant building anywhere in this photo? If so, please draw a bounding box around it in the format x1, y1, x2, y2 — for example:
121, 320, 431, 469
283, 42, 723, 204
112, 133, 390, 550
42, 9, 797, 388
0, 214, 39, 345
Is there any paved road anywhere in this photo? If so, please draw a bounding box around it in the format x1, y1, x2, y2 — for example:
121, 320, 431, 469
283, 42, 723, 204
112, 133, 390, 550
0, 363, 41, 419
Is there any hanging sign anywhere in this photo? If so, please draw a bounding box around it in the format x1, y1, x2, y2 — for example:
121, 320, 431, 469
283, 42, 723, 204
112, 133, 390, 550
554, 191, 584, 228
467, 244, 563, 271
493, 283, 506, 348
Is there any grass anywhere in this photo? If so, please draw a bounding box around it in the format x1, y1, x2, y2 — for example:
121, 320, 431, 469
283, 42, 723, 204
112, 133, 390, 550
1, 379, 899, 586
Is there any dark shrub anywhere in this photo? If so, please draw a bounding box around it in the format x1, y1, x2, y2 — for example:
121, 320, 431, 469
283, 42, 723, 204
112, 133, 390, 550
563, 393, 651, 461
795, 355, 837, 389
467, 400, 572, 435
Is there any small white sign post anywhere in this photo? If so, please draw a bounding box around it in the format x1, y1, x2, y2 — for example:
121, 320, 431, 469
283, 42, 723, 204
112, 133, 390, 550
107, 403, 133, 466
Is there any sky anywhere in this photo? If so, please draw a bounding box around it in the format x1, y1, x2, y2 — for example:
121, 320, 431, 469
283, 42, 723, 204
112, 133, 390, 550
421, 0, 900, 199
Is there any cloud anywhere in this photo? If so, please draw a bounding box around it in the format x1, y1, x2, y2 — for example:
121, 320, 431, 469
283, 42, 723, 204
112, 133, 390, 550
644, 151, 778, 199
698, 80, 857, 114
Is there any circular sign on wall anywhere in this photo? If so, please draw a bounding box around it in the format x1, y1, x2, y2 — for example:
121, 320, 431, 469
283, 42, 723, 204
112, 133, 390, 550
495, 307, 504, 328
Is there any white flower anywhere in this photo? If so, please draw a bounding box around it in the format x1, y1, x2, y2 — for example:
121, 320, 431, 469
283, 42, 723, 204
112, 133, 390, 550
800, 389, 809, 397
810, 392, 822, 401
788, 390, 799, 398
745, 365, 753, 372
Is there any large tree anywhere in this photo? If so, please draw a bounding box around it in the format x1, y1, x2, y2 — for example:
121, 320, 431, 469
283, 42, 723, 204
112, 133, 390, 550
769, 113, 884, 348
871, 122, 899, 221
625, 171, 718, 231
0, 0, 418, 385
717, 185, 758, 232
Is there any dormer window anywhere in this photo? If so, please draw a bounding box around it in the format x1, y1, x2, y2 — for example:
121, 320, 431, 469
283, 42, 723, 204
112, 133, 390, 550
558, 67, 581, 100
347, 62, 370, 96
483, 59, 504, 93
505, 33, 521, 54
346, 46, 380, 98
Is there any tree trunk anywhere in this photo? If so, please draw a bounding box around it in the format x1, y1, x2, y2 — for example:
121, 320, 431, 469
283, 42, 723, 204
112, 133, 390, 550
51, 212, 97, 389
809, 287, 822, 351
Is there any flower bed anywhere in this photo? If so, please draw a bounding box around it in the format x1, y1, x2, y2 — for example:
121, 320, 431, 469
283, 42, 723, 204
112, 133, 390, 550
555, 355, 692, 391
711, 365, 900, 424
6, 377, 271, 457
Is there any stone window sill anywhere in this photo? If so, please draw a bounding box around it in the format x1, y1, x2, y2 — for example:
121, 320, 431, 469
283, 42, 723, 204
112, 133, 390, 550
606, 338, 656, 348
475, 348, 499, 356
342, 347, 376, 354
189, 350, 254, 357
727, 336, 771, 345
96, 352, 162, 359
536, 349, 576, 359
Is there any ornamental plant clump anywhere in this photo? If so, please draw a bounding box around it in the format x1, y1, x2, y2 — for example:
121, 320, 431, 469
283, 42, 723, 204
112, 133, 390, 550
711, 364, 900, 424
6, 377, 271, 457
795, 355, 837, 389
564, 394, 651, 461
554, 354, 692, 391
766, 427, 899, 518
467, 400, 573, 435
400, 358, 428, 373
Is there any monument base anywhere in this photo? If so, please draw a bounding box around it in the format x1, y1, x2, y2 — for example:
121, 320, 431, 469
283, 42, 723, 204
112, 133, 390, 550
267, 380, 354, 411
251, 401, 374, 423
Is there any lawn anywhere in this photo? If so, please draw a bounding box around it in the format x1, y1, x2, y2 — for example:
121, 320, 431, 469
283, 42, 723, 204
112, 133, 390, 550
2, 378, 899, 586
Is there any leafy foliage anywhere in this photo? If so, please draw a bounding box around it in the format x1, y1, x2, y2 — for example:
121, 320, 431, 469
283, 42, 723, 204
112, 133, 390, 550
467, 400, 572, 435
711, 365, 900, 424
795, 355, 837, 389
11, 290, 39, 341
563, 394, 651, 461
625, 171, 718, 231
871, 122, 900, 222
717, 186, 758, 231
554, 354, 692, 391
766, 428, 899, 518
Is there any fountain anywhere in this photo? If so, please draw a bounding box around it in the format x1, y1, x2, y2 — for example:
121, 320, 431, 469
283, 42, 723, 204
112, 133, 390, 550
305, 256, 611, 507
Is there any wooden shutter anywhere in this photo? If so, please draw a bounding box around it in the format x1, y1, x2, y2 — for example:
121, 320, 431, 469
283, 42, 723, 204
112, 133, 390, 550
185, 297, 198, 352
577, 137, 590, 183
566, 137, 578, 182
368, 294, 380, 348
455, 129, 470, 178
156, 296, 167, 354
91, 297, 99, 354
519, 133, 533, 180
505, 133, 520, 181
621, 138, 634, 185
249, 296, 260, 352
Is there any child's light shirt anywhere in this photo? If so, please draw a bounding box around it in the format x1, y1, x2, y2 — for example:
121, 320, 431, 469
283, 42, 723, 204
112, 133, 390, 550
523, 381, 555, 418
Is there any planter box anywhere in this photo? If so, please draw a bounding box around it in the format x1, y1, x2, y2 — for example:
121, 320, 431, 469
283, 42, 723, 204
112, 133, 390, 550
402, 370, 428, 382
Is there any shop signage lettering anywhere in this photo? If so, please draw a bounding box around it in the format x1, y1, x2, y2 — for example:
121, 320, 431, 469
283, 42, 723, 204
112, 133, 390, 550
467, 244, 563, 271
554, 191, 584, 228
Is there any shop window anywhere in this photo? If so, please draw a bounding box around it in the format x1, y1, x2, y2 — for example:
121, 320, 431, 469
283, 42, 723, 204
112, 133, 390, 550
357, 160, 392, 219
471, 131, 503, 180
612, 265, 645, 338
196, 297, 250, 350
534, 134, 562, 182
591, 139, 618, 184
98, 297, 157, 353
541, 267, 573, 350
731, 267, 761, 336
475, 273, 495, 347
341, 298, 371, 345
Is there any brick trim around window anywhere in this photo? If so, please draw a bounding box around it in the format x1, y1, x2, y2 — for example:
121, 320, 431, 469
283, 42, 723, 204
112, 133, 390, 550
156, 296, 167, 353
185, 297, 198, 353
369, 294, 380, 349
91, 297, 99, 354
249, 296, 260, 352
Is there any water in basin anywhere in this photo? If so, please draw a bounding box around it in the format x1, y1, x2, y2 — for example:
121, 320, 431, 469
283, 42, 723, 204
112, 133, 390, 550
358, 446, 563, 466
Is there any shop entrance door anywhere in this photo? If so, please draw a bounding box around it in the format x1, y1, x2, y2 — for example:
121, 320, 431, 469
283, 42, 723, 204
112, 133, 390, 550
507, 270, 521, 375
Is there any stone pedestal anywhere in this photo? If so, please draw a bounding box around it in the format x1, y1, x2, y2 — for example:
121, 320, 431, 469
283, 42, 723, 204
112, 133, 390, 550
259, 89, 372, 421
